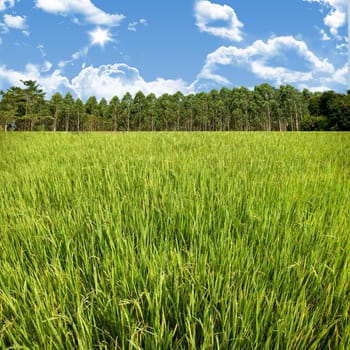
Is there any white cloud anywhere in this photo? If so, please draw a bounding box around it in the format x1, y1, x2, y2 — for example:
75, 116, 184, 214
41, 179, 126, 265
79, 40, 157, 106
128, 19, 148, 32
336, 42, 347, 53
72, 46, 89, 60
0, 21, 8, 33
1, 14, 28, 36
321, 63, 347, 85
250, 61, 313, 84
128, 21, 138, 32
35, 0, 124, 27
0, 63, 70, 95
42, 61, 53, 72
319, 28, 330, 40
71, 64, 193, 100
303, 0, 346, 38
3, 14, 26, 29
139, 19, 148, 26
58, 46, 89, 69
37, 44, 46, 57
298, 65, 347, 91
197, 36, 335, 88
0, 0, 14, 11
0, 62, 193, 100
287, 63, 347, 91
194, 0, 243, 41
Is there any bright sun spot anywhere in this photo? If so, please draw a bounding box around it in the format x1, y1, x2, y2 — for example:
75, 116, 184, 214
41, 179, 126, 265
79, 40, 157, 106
89, 27, 112, 47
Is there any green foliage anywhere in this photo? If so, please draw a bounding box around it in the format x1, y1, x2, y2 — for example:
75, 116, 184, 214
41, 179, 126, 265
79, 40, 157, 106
313, 91, 350, 131
1, 81, 350, 132
300, 115, 329, 131
0, 81, 47, 131
0, 132, 349, 349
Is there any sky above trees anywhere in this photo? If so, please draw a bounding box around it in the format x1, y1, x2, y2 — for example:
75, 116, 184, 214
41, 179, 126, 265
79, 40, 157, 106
0, 0, 347, 100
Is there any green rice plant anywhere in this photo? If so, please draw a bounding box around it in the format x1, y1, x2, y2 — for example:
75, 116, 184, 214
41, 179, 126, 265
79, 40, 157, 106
0, 132, 349, 349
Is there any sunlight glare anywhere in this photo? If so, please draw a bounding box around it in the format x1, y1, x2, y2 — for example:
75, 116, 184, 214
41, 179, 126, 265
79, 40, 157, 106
89, 27, 112, 47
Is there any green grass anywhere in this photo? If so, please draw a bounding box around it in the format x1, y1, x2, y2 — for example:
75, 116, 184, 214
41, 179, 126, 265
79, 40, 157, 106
0, 132, 349, 349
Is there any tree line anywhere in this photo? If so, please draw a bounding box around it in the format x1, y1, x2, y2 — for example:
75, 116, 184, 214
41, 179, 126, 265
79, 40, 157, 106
0, 80, 349, 131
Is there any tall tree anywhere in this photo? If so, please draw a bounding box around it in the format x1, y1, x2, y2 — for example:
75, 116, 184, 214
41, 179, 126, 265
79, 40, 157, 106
156, 94, 174, 131
131, 91, 146, 130
145, 93, 157, 131
109, 96, 121, 132
0, 87, 23, 131
192, 92, 209, 131
49, 92, 63, 132
278, 85, 304, 131
98, 98, 109, 130
121, 92, 132, 131
219, 87, 233, 131
85, 96, 99, 131
20, 80, 46, 131
183, 94, 195, 131
75, 98, 84, 132
254, 83, 277, 131
172, 91, 184, 131
63, 93, 75, 132
231, 87, 252, 131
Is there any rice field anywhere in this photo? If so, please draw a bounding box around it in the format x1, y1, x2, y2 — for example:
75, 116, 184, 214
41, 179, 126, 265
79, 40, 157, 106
0, 132, 349, 349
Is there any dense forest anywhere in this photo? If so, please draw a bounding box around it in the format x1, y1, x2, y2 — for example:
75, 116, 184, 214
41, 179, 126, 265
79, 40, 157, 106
0, 80, 349, 131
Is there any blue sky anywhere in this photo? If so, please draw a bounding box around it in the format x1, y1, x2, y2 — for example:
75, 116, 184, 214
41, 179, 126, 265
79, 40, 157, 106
0, 0, 348, 100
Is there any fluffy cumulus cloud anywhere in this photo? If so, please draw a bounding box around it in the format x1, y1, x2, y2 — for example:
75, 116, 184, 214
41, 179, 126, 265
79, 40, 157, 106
0, 63, 71, 95
303, 0, 347, 38
194, 0, 243, 41
0, 62, 193, 100
197, 36, 336, 89
298, 64, 347, 91
71, 64, 192, 100
0, 0, 14, 11
35, 0, 124, 26
3, 14, 26, 29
